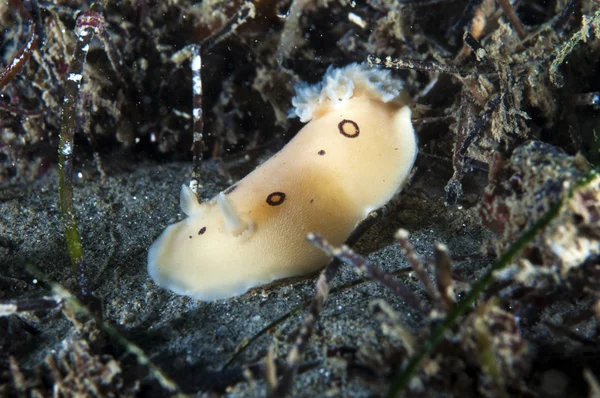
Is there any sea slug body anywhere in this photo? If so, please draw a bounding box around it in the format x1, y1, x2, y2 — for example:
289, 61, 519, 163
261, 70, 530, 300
148, 63, 417, 301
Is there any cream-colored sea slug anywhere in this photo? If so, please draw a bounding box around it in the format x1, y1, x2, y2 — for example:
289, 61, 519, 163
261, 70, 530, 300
148, 63, 417, 301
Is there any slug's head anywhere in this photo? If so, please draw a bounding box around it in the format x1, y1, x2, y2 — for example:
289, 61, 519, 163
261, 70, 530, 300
148, 186, 257, 300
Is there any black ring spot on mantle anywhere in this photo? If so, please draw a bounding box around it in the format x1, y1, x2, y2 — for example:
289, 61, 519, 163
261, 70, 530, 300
338, 119, 360, 138
266, 192, 286, 206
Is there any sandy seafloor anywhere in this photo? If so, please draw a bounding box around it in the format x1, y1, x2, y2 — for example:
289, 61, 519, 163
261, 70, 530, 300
1, 155, 495, 396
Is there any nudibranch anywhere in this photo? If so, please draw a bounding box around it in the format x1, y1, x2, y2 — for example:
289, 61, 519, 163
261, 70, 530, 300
148, 63, 417, 301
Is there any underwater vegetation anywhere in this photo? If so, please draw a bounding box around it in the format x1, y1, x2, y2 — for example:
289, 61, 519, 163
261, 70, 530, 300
2, 0, 600, 396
